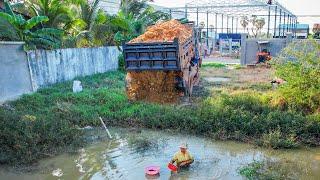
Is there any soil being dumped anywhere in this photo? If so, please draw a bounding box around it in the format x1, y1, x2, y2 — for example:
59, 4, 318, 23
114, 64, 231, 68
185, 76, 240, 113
129, 19, 192, 43
126, 71, 181, 103
125, 20, 193, 103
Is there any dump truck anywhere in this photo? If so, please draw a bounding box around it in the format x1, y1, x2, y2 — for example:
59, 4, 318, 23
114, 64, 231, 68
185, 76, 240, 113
123, 20, 201, 103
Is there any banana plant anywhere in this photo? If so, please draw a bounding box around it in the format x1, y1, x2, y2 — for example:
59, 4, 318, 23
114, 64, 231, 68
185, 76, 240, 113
0, 0, 63, 49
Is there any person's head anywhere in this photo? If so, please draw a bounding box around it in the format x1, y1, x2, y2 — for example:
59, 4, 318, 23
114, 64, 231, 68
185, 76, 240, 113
179, 142, 188, 153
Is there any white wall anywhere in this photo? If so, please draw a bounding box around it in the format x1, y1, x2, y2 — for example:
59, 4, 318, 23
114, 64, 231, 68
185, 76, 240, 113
27, 46, 120, 90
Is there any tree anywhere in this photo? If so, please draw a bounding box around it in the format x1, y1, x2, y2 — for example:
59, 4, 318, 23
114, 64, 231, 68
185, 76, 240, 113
23, 0, 75, 29
240, 15, 265, 38
240, 16, 249, 33
112, 11, 142, 45
62, 0, 112, 47
0, 0, 62, 49
113, 0, 169, 45
250, 15, 265, 38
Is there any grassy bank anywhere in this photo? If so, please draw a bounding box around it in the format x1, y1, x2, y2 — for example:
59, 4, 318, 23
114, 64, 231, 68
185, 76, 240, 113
239, 159, 306, 180
0, 67, 319, 165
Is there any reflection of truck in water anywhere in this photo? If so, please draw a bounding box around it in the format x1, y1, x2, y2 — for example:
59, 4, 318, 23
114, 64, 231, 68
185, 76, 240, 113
123, 20, 201, 103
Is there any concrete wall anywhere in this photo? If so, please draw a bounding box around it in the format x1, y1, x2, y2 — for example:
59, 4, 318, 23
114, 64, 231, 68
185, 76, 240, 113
0, 42, 33, 103
27, 46, 120, 89
0, 44, 120, 103
241, 35, 292, 65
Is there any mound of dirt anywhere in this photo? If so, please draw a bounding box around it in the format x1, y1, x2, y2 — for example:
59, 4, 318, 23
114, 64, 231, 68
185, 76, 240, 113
129, 19, 192, 43
126, 71, 182, 103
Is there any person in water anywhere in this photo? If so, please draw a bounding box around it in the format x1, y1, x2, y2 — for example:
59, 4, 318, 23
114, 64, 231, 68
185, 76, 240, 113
170, 142, 194, 168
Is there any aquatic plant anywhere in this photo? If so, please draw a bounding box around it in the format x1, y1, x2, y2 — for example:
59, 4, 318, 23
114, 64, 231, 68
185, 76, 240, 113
239, 159, 303, 179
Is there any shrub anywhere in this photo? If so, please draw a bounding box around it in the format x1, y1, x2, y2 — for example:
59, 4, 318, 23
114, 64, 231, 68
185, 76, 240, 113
239, 160, 303, 179
118, 53, 125, 71
0, 108, 82, 164
239, 161, 263, 180
272, 40, 320, 114
261, 128, 299, 149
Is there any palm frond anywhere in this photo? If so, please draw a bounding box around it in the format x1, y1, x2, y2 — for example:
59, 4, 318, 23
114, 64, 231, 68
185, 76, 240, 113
63, 18, 87, 32
0, 12, 15, 24
3, 0, 15, 16
15, 14, 26, 26
25, 16, 49, 29
87, 0, 100, 31
34, 28, 63, 37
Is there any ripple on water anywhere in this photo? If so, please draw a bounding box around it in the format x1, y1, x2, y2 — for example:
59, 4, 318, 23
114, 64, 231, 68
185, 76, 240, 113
0, 128, 319, 180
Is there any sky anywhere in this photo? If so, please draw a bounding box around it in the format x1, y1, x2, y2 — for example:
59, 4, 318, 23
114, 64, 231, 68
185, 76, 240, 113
151, 0, 320, 27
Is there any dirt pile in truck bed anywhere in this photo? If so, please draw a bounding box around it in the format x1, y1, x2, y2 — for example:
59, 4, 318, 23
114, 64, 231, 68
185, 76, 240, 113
126, 71, 181, 103
129, 19, 192, 43
125, 20, 192, 103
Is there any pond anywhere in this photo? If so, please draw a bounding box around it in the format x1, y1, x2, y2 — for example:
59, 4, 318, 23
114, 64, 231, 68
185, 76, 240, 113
0, 128, 319, 179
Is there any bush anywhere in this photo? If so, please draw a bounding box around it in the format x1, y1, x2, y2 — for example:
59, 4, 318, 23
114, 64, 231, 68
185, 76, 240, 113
118, 53, 125, 71
239, 160, 303, 179
272, 40, 320, 114
261, 128, 299, 149
239, 161, 263, 180
0, 108, 83, 164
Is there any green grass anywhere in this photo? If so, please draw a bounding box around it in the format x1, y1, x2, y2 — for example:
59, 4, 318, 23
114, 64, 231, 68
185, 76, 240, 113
201, 62, 226, 68
0, 70, 319, 165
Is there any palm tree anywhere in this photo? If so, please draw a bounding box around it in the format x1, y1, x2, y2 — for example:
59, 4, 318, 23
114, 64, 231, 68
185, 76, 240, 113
112, 0, 169, 45
23, 0, 75, 29
120, 0, 149, 17
240, 16, 249, 33
255, 18, 265, 37
112, 10, 141, 45
250, 15, 265, 38
199, 21, 205, 29
62, 0, 116, 47
120, 0, 168, 26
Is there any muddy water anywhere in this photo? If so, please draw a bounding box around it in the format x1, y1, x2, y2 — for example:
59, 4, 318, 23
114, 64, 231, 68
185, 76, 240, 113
0, 128, 320, 180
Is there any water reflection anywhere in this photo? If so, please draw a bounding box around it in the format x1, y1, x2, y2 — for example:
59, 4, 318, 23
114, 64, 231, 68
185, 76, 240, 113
0, 128, 319, 180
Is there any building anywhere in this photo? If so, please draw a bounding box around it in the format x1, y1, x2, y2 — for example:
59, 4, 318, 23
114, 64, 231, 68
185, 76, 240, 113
274, 24, 309, 39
